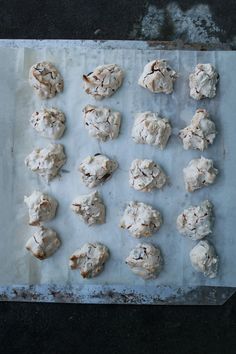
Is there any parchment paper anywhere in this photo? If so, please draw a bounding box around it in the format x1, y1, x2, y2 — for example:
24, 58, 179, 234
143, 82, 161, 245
0, 43, 236, 288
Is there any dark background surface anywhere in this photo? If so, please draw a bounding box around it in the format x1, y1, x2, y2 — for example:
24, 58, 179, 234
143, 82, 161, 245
0, 1, 236, 353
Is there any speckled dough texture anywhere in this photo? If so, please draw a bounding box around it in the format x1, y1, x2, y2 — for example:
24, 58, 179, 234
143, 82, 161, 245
179, 109, 216, 151
30, 108, 66, 140
29, 61, 64, 99
138, 59, 177, 94
24, 143, 66, 181
83, 105, 121, 141
83, 64, 124, 100
71, 191, 105, 225
177, 200, 213, 240
25, 226, 61, 260
190, 240, 219, 278
132, 112, 172, 149
126, 243, 163, 279
79, 154, 118, 188
69, 242, 109, 278
129, 159, 167, 192
24, 190, 58, 226
189, 63, 219, 100
183, 156, 218, 192
120, 201, 162, 238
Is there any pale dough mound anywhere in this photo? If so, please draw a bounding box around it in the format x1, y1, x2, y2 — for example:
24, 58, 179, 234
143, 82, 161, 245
183, 156, 218, 192
177, 200, 213, 240
71, 191, 105, 225
79, 153, 118, 188
30, 108, 66, 139
120, 201, 162, 238
69, 242, 109, 278
179, 109, 216, 151
83, 64, 124, 100
138, 59, 177, 94
24, 190, 58, 226
132, 112, 172, 149
25, 143, 66, 181
189, 63, 219, 100
25, 226, 61, 260
190, 240, 219, 278
129, 159, 167, 192
83, 105, 121, 141
29, 61, 64, 99
126, 243, 163, 279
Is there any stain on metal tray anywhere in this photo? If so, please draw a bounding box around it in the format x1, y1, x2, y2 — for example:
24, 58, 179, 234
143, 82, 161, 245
0, 285, 234, 305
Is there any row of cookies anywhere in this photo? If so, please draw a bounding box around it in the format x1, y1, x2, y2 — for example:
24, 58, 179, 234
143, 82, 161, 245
29, 60, 219, 100
29, 105, 216, 153
24, 147, 218, 193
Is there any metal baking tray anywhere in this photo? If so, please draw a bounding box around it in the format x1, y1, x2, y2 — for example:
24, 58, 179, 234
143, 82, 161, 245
0, 40, 235, 305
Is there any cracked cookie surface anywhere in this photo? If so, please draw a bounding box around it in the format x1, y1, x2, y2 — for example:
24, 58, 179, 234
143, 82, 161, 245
25, 226, 61, 260
25, 143, 66, 181
190, 240, 219, 278
129, 159, 167, 192
183, 156, 218, 192
29, 61, 64, 99
132, 111, 171, 149
179, 109, 216, 151
83, 105, 121, 141
69, 242, 109, 278
138, 59, 177, 94
71, 191, 105, 225
120, 201, 162, 238
30, 108, 66, 140
177, 200, 213, 240
24, 190, 58, 226
79, 153, 118, 188
126, 243, 163, 279
83, 64, 124, 99
189, 63, 219, 100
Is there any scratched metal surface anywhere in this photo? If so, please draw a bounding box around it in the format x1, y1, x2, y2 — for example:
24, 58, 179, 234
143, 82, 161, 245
0, 40, 235, 305
0, 284, 234, 305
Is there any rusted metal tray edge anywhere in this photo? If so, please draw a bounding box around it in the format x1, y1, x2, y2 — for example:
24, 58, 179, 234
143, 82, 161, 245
0, 285, 234, 305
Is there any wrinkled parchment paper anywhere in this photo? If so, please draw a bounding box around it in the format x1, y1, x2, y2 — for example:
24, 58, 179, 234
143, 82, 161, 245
0, 42, 236, 288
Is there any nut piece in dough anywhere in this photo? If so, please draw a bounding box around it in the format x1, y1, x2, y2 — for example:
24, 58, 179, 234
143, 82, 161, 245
29, 61, 64, 99
24, 190, 58, 226
129, 159, 167, 192
79, 153, 118, 188
83, 105, 121, 141
120, 201, 162, 238
189, 63, 219, 100
190, 240, 219, 278
138, 59, 177, 94
30, 108, 66, 140
176, 200, 213, 240
132, 112, 171, 149
69, 242, 109, 278
183, 156, 218, 192
71, 191, 105, 225
126, 243, 163, 279
83, 64, 124, 100
25, 226, 61, 260
179, 109, 216, 151
25, 143, 66, 181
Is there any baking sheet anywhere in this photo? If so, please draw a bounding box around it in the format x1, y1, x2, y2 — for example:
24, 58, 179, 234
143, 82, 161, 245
0, 42, 236, 289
